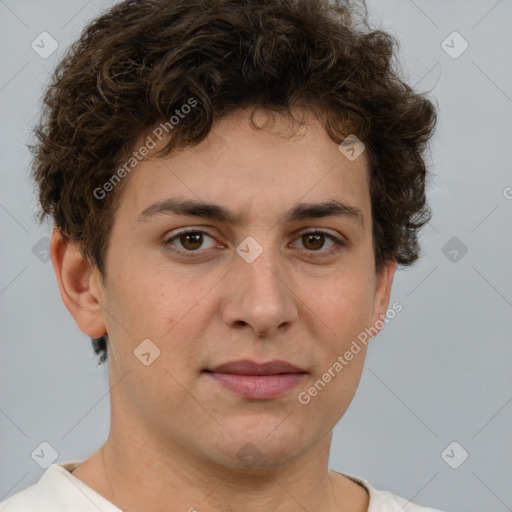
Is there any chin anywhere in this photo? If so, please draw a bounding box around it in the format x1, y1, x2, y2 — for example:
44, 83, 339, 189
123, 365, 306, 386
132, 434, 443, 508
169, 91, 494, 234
212, 445, 303, 472
199, 421, 313, 470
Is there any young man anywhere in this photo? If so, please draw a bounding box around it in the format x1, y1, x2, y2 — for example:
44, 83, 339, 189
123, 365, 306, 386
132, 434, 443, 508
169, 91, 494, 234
1, 0, 442, 510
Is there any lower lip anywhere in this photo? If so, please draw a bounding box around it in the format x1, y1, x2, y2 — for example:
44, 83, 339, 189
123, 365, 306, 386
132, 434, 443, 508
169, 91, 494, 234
206, 372, 307, 399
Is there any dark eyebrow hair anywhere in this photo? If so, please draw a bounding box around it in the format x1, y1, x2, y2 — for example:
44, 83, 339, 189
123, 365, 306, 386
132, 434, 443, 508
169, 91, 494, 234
137, 198, 364, 227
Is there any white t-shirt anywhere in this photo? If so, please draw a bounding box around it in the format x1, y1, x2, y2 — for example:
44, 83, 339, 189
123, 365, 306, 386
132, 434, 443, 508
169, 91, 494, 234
0, 461, 444, 512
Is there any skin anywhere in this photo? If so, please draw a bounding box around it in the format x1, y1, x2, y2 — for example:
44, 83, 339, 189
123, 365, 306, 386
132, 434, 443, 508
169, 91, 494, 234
51, 107, 396, 512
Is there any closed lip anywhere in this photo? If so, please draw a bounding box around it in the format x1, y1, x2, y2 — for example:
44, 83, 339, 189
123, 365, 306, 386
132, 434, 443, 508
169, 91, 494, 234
206, 359, 306, 375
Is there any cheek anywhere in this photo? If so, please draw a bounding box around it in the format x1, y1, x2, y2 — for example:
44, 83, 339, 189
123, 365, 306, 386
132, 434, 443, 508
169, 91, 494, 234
106, 260, 182, 338
304, 272, 375, 410
296, 345, 368, 433
309, 272, 375, 338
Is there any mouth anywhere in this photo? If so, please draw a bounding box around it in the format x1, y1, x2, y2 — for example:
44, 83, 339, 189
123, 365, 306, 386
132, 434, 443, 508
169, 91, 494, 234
203, 359, 308, 400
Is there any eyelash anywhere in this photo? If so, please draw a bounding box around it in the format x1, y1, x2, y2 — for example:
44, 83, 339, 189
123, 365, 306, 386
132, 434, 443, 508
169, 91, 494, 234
163, 228, 346, 259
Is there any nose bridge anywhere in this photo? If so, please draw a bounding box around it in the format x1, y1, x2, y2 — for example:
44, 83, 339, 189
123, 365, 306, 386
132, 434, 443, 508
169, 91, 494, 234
242, 247, 283, 299
222, 237, 298, 335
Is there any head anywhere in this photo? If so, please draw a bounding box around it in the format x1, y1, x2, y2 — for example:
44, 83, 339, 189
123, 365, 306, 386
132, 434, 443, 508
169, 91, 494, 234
33, 0, 436, 468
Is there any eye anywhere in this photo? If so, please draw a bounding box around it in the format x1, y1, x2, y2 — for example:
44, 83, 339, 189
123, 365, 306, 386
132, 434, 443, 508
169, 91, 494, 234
163, 228, 346, 259
164, 229, 219, 253
290, 230, 346, 257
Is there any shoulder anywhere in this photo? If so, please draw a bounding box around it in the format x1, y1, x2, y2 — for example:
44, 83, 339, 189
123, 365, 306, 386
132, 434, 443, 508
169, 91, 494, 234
333, 470, 445, 512
365, 485, 445, 512
0, 467, 59, 512
0, 461, 121, 512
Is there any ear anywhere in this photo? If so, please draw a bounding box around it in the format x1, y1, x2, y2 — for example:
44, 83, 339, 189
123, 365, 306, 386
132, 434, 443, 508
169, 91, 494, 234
370, 259, 397, 334
50, 227, 107, 338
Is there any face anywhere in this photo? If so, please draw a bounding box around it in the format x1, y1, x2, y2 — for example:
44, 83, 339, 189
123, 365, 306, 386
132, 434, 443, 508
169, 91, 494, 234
85, 108, 395, 468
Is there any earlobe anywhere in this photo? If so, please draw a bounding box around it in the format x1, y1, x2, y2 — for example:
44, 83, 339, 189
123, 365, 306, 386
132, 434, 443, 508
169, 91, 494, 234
50, 227, 107, 338
370, 259, 397, 334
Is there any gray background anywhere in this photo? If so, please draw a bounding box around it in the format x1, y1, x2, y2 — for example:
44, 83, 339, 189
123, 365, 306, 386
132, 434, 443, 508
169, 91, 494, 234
1, 1, 511, 511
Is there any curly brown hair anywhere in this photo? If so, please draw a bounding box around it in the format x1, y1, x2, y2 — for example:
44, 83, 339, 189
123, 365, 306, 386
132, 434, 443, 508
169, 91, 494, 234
31, 0, 437, 364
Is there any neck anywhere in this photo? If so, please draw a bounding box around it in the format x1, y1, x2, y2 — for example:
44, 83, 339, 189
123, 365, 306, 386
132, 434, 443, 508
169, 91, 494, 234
96, 418, 347, 512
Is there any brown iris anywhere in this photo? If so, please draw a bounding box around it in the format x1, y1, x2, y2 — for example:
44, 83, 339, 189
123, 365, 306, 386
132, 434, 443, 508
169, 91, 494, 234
180, 232, 203, 250
301, 233, 324, 250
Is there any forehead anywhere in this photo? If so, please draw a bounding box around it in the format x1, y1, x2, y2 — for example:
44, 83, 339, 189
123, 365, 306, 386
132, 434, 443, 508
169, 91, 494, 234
115, 108, 371, 225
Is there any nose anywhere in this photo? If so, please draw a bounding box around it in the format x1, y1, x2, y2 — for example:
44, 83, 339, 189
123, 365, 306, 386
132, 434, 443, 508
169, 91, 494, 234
220, 246, 299, 337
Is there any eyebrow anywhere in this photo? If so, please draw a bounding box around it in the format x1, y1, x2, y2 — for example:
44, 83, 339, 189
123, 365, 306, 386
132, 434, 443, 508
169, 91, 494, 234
137, 197, 364, 227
